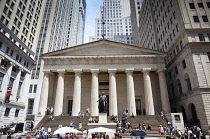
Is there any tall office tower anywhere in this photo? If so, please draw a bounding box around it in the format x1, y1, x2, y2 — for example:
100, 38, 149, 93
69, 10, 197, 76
89, 0, 133, 45
131, 0, 210, 133
130, 0, 143, 45
0, 0, 45, 126
28, 0, 86, 124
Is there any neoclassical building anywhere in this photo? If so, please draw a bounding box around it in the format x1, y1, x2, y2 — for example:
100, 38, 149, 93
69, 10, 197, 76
37, 40, 171, 118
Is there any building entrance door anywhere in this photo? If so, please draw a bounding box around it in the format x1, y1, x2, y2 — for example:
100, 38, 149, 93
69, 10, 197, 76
136, 99, 141, 115
68, 100, 73, 116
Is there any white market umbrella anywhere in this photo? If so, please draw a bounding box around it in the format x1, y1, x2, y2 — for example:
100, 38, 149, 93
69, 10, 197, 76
53, 127, 81, 135
88, 127, 115, 133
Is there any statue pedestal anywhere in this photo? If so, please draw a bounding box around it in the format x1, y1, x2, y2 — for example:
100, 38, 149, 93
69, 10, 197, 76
99, 113, 107, 123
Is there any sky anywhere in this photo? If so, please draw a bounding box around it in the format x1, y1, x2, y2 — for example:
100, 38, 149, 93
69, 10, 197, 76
84, 0, 103, 43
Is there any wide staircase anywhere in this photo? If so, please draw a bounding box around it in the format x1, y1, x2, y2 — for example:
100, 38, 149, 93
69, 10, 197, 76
26, 115, 164, 138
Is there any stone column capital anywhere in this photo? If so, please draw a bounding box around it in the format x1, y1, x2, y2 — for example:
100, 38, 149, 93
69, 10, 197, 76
125, 68, 134, 73
56, 69, 66, 73
10, 62, 15, 66
91, 69, 99, 73
42, 70, 51, 73
73, 69, 83, 73
108, 69, 117, 73
18, 67, 23, 72
0, 55, 5, 60
142, 68, 151, 73
157, 68, 166, 73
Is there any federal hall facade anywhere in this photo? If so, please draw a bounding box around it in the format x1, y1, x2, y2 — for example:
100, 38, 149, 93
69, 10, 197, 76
37, 40, 171, 117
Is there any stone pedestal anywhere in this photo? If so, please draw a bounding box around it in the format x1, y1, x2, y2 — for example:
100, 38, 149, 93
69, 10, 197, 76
165, 113, 185, 132
99, 113, 107, 123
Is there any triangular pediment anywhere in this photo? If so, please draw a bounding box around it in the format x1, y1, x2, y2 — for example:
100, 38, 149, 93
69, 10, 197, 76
42, 40, 165, 57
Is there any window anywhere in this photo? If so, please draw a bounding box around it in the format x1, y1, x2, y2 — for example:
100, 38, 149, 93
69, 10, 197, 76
4, 108, 11, 116
186, 78, 192, 91
198, 3, 204, 9
182, 60, 186, 69
173, 12, 176, 19
10, 50, 13, 56
193, 16, 200, 22
3, 6, 8, 14
198, 34, 205, 41
189, 3, 195, 9
178, 83, 183, 95
33, 85, 37, 93
168, 72, 172, 79
175, 66, 178, 74
202, 16, 209, 22
15, 109, 19, 117
208, 33, 210, 41
6, 47, 10, 53
29, 85, 32, 93
16, 54, 19, 60
180, 41, 183, 49
207, 2, 210, 9
171, 84, 175, 98
207, 52, 210, 61
0, 41, 2, 49
0, 73, 4, 88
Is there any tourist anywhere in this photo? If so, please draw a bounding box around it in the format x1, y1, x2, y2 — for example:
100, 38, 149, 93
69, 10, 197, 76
58, 124, 62, 128
160, 111, 164, 119
50, 107, 53, 114
26, 134, 31, 139
14, 131, 21, 139
147, 124, 152, 131
78, 112, 82, 118
70, 121, 73, 127
86, 108, 90, 116
158, 125, 164, 137
48, 126, 51, 137
193, 125, 201, 139
163, 126, 167, 135
130, 112, 134, 118
79, 122, 82, 130
88, 117, 93, 123
6, 130, 12, 139
46, 107, 50, 115
48, 115, 54, 120
142, 123, 146, 131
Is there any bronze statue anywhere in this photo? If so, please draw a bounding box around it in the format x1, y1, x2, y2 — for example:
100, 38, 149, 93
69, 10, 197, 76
97, 92, 107, 113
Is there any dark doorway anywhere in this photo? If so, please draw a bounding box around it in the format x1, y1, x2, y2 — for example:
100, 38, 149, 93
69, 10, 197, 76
68, 100, 73, 116
181, 106, 187, 123
136, 99, 141, 115
191, 104, 199, 125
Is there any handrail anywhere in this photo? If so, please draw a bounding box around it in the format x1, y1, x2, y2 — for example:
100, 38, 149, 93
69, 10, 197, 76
155, 110, 168, 127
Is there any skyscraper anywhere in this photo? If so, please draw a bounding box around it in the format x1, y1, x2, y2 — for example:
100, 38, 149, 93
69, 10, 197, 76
29, 0, 86, 123
89, 0, 133, 45
0, 0, 45, 125
131, 0, 210, 133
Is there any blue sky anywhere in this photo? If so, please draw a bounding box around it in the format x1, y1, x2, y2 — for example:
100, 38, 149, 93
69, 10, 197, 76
84, 0, 103, 43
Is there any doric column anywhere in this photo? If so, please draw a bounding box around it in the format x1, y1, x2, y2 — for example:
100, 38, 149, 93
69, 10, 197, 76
126, 68, 136, 116
157, 69, 171, 114
142, 68, 155, 115
0, 62, 14, 98
0, 55, 4, 66
108, 69, 118, 116
91, 69, 99, 116
38, 70, 50, 116
54, 70, 65, 116
11, 68, 22, 101
72, 69, 82, 116
19, 73, 30, 103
